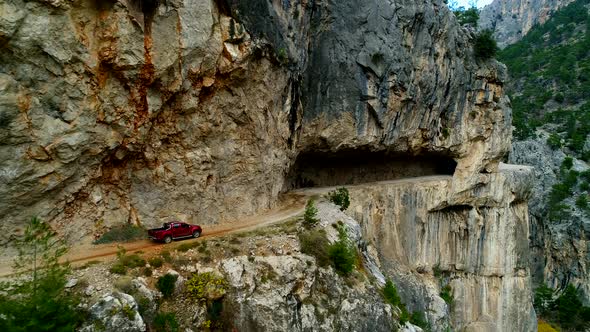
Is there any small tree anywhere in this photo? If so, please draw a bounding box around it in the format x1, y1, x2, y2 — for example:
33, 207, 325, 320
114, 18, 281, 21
157, 274, 178, 298
327, 187, 350, 211
303, 199, 320, 228
0, 217, 83, 331
382, 279, 402, 306
534, 283, 556, 316
474, 30, 498, 60
556, 285, 583, 329
328, 225, 356, 275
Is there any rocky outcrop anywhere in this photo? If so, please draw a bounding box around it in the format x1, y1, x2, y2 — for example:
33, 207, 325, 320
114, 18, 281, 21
479, 0, 574, 47
220, 254, 395, 331
80, 291, 146, 332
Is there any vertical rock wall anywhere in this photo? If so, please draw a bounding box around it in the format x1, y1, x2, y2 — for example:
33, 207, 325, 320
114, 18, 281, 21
347, 166, 537, 331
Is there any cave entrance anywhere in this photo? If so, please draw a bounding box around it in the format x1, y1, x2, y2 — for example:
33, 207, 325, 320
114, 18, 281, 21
286, 149, 457, 189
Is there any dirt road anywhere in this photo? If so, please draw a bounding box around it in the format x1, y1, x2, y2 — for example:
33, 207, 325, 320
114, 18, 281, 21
0, 175, 452, 277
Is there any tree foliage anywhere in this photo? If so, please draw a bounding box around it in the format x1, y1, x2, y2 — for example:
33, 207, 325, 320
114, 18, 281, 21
454, 7, 480, 27
327, 187, 350, 211
303, 199, 320, 228
474, 30, 498, 59
534, 283, 590, 330
328, 225, 357, 275
0, 217, 84, 332
157, 273, 178, 298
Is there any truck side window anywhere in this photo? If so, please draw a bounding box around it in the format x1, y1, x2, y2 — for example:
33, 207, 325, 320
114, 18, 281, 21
174, 224, 180, 228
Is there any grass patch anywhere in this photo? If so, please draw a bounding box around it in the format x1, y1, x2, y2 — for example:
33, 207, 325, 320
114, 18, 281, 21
149, 257, 164, 268
298, 229, 330, 267
152, 312, 179, 332
93, 224, 145, 244
109, 247, 146, 275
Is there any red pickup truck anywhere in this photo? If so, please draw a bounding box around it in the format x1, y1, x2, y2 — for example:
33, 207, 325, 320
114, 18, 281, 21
148, 222, 202, 244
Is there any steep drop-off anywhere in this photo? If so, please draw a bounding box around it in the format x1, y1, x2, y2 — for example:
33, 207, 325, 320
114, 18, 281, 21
497, 0, 590, 303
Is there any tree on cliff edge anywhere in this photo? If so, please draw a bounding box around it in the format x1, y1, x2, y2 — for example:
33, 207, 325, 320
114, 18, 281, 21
0, 217, 84, 332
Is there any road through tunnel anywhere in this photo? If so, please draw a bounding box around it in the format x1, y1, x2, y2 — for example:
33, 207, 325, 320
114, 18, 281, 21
285, 149, 457, 189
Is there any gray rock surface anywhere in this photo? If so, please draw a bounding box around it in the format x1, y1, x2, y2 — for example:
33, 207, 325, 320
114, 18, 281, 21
80, 291, 146, 332
511, 132, 590, 302
479, 0, 574, 47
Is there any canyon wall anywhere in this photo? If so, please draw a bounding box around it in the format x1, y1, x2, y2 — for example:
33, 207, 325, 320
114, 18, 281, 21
348, 165, 537, 331
0, 0, 535, 329
0, 0, 510, 243
479, 0, 574, 47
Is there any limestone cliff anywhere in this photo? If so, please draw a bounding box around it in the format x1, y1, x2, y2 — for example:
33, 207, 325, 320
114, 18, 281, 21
1, 0, 534, 330
479, 0, 574, 47
0, 0, 511, 243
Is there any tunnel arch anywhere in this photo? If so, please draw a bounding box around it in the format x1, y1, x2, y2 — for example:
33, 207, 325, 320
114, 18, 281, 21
285, 149, 457, 190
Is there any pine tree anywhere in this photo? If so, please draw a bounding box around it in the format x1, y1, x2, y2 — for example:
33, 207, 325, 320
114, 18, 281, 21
0, 217, 83, 332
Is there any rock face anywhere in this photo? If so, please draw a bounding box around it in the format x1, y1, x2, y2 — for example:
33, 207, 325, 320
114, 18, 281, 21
0, 0, 534, 330
80, 291, 146, 332
479, 0, 574, 47
346, 165, 537, 332
0, 0, 509, 242
220, 254, 395, 331
511, 135, 590, 302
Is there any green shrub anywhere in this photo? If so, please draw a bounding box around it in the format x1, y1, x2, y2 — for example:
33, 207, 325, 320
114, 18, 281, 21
110, 263, 127, 275
556, 285, 583, 329
327, 187, 350, 211
580, 182, 590, 191
454, 7, 480, 27
93, 224, 145, 244
440, 285, 454, 305
298, 230, 330, 267
185, 272, 228, 303
152, 312, 179, 332
121, 304, 135, 320
576, 195, 589, 210
157, 274, 178, 298
382, 279, 402, 307
410, 311, 430, 330
328, 226, 357, 275
303, 199, 320, 228
0, 217, 85, 331
399, 306, 410, 325
149, 257, 164, 268
547, 133, 562, 150
562, 156, 574, 170
554, 93, 565, 103
474, 30, 498, 60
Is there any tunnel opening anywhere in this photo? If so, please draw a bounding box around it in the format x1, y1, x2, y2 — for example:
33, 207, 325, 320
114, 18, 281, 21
285, 149, 457, 189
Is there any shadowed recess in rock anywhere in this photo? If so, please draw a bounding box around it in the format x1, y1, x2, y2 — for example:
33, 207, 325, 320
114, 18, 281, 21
285, 150, 457, 189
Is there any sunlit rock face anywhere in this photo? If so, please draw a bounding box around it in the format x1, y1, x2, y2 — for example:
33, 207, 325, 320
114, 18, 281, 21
347, 165, 536, 332
479, 0, 575, 48
1, 0, 533, 329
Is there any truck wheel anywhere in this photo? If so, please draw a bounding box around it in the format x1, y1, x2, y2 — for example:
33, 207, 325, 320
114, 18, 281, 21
164, 236, 172, 244
193, 230, 201, 238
